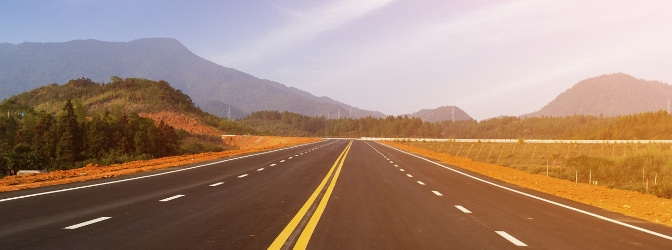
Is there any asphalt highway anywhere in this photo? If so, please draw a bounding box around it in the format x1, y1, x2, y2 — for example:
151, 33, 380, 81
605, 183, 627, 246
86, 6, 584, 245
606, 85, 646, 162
1, 139, 672, 249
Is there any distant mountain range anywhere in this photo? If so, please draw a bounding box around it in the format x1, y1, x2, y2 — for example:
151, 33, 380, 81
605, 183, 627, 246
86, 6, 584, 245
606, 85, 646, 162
407, 106, 472, 122
0, 38, 384, 119
529, 73, 672, 117
20, 38, 668, 121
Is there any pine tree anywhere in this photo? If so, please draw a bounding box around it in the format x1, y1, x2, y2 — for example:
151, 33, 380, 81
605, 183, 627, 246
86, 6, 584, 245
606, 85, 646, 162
56, 100, 82, 167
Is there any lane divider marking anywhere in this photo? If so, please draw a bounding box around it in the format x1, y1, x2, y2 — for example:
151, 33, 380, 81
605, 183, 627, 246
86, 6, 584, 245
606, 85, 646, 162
417, 181, 425, 186
280, 160, 286, 163
406, 174, 413, 178
269, 141, 353, 249
64, 217, 111, 230
159, 195, 185, 202
270, 164, 277, 167
399, 169, 405, 172
455, 205, 472, 214
432, 191, 443, 197
209, 182, 224, 187
496, 231, 528, 247
257, 168, 265, 172
238, 174, 249, 178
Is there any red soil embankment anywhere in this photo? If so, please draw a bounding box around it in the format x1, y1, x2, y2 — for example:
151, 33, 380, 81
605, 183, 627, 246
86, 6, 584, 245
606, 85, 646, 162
140, 111, 223, 137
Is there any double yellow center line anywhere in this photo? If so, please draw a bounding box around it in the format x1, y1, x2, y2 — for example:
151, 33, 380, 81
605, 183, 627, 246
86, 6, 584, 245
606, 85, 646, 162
269, 140, 353, 250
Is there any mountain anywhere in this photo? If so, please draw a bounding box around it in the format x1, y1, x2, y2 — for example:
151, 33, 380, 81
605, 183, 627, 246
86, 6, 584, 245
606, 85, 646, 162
408, 106, 473, 122
529, 73, 672, 117
0, 38, 384, 119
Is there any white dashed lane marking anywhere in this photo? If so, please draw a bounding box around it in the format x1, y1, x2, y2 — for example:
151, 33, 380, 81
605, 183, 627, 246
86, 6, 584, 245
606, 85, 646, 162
238, 174, 249, 178
455, 205, 472, 214
64, 217, 111, 230
432, 191, 443, 197
270, 163, 277, 167
209, 182, 224, 187
406, 174, 413, 178
417, 181, 425, 186
160, 195, 185, 202
257, 168, 265, 171
496, 231, 528, 247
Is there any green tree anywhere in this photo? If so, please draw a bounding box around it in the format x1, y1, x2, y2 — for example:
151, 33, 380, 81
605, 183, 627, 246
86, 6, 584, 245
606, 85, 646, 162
56, 100, 82, 168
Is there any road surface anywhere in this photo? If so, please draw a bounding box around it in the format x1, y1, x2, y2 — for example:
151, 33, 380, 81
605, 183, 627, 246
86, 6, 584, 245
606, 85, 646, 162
1, 139, 671, 249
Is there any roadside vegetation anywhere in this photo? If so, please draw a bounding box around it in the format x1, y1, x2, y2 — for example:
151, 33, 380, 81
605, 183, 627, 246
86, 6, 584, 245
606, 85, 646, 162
398, 140, 672, 199
241, 109, 672, 140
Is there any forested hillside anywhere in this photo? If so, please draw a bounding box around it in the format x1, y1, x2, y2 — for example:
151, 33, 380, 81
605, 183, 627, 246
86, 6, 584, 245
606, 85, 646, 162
0, 77, 256, 174
0, 99, 179, 174
3, 77, 253, 136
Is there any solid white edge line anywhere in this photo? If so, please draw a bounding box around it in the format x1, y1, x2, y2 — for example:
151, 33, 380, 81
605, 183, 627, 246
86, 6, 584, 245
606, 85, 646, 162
496, 231, 528, 247
0, 140, 325, 203
432, 191, 443, 196
64, 217, 112, 230
159, 195, 185, 202
455, 205, 472, 214
209, 182, 224, 187
376, 141, 672, 241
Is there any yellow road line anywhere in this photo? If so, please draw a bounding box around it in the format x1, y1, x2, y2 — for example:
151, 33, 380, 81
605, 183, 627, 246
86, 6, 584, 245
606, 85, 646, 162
268, 141, 352, 250
293, 141, 350, 249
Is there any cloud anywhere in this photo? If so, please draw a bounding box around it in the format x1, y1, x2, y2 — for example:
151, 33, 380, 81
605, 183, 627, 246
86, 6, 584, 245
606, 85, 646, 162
215, 0, 395, 67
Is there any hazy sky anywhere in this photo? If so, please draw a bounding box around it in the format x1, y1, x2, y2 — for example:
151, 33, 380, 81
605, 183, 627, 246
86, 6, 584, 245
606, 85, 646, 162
2, 0, 672, 120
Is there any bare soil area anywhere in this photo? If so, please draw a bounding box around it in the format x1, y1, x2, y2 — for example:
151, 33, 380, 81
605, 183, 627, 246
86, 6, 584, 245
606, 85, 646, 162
382, 141, 672, 228
0, 136, 318, 192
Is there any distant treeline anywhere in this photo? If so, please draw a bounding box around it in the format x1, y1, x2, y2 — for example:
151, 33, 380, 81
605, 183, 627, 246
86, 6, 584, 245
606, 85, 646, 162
0, 99, 179, 174
243, 110, 672, 140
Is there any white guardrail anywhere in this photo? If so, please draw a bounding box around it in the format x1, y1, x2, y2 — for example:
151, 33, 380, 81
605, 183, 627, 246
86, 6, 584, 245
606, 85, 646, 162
360, 137, 672, 144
